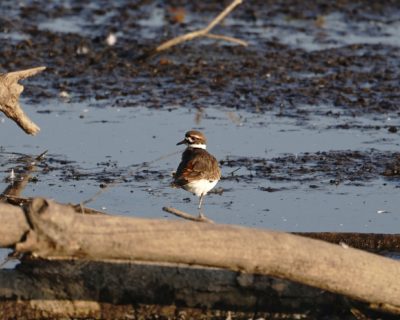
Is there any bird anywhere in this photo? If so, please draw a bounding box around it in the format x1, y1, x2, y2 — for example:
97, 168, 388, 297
172, 130, 221, 217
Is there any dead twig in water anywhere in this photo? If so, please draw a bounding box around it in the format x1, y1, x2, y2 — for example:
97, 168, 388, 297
81, 150, 181, 206
151, 0, 246, 56
1, 150, 48, 199
229, 167, 241, 176
0, 66, 46, 135
163, 206, 214, 223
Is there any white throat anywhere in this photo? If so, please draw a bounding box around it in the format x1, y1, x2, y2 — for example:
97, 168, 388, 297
188, 143, 206, 149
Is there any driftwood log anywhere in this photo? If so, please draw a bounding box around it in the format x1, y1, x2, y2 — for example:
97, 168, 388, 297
0, 198, 400, 318
0, 66, 46, 135
0, 258, 380, 319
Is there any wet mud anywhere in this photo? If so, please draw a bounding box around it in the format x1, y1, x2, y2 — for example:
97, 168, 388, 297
0, 0, 399, 222
1, 0, 400, 113
222, 150, 400, 185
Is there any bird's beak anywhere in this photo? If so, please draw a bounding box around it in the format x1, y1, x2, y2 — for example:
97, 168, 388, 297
176, 139, 186, 145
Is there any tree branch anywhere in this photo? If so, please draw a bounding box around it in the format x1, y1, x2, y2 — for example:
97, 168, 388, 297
162, 206, 214, 223
0, 66, 46, 135
153, 0, 246, 55
205, 33, 248, 46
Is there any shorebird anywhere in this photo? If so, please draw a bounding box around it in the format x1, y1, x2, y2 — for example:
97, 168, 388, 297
173, 130, 221, 217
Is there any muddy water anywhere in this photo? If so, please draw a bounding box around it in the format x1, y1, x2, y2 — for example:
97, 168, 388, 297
1, 0, 400, 266
1, 99, 398, 232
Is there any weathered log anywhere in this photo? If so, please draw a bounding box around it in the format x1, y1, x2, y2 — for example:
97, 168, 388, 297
0, 66, 46, 135
2, 195, 399, 252
0, 259, 375, 319
0, 198, 400, 314
0, 203, 29, 247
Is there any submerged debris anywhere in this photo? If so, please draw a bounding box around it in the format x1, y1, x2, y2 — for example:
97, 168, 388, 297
383, 155, 400, 177
223, 150, 400, 185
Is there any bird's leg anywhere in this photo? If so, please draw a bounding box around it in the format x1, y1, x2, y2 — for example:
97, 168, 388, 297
198, 194, 205, 218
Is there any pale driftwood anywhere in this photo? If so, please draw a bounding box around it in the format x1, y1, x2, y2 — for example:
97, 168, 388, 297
163, 206, 214, 223
0, 198, 400, 314
0, 203, 29, 247
0, 66, 46, 135
2, 195, 399, 252
154, 0, 247, 54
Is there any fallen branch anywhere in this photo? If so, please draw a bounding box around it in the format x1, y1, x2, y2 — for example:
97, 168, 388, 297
0, 66, 46, 135
0, 258, 380, 318
2, 195, 399, 252
0, 198, 400, 314
152, 0, 246, 56
163, 206, 214, 223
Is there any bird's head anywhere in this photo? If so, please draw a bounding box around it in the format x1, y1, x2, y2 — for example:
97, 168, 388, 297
177, 130, 207, 149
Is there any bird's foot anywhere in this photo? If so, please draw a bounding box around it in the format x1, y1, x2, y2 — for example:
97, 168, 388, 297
198, 210, 205, 220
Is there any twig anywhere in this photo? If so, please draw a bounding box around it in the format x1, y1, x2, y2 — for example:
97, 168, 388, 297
162, 206, 214, 223
0, 249, 22, 269
81, 151, 180, 206
204, 33, 248, 46
0, 257, 10, 269
0, 66, 46, 135
1, 150, 48, 198
229, 167, 241, 176
154, 0, 246, 55
34, 150, 48, 161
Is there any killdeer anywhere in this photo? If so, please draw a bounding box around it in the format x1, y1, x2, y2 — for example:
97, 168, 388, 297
173, 130, 221, 217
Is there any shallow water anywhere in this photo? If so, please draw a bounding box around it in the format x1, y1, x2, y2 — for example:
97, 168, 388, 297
1, 99, 398, 234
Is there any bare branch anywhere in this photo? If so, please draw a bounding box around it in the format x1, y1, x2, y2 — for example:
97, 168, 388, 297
203, 0, 243, 33
162, 206, 214, 223
156, 30, 204, 52
154, 0, 246, 55
4, 66, 46, 83
0, 66, 46, 135
205, 33, 248, 46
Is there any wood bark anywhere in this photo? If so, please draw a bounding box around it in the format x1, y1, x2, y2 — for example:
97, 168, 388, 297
0, 203, 29, 247
0, 259, 374, 319
0, 198, 400, 315
0, 66, 46, 135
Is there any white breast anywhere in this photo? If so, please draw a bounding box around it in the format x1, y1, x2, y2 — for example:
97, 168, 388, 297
183, 179, 219, 197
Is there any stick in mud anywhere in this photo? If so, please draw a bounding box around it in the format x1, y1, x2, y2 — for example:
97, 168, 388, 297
141, 0, 247, 59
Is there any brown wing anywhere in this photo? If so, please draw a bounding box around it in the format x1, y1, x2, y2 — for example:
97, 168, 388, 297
174, 149, 221, 187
